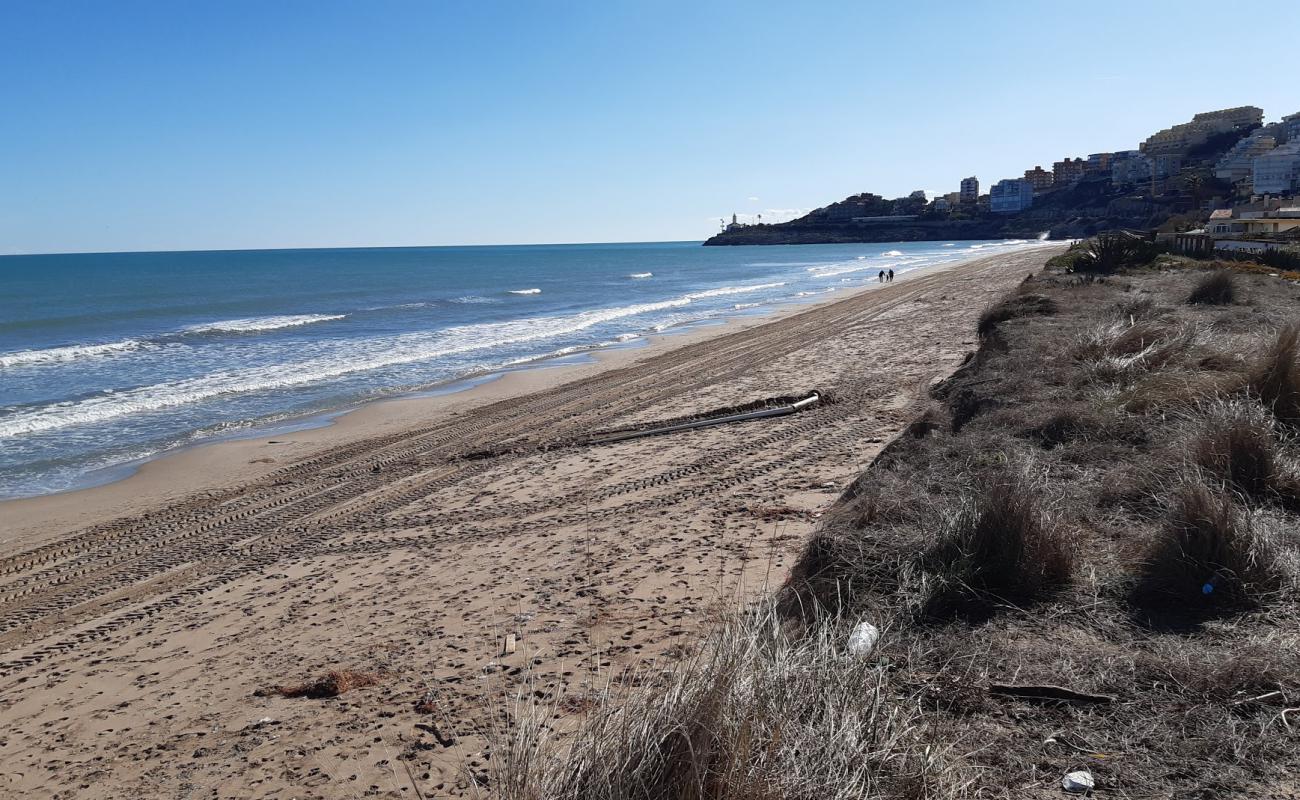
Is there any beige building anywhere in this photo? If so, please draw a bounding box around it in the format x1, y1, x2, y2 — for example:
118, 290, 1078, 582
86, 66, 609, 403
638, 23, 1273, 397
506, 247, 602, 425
1141, 106, 1264, 156
1023, 166, 1054, 192
1209, 206, 1300, 236
1053, 157, 1086, 185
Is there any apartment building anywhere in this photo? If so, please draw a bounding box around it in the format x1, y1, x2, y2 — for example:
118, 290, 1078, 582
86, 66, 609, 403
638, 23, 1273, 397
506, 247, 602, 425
989, 178, 1033, 213
1053, 157, 1086, 185
1253, 142, 1300, 195
1215, 132, 1277, 183
1023, 166, 1054, 192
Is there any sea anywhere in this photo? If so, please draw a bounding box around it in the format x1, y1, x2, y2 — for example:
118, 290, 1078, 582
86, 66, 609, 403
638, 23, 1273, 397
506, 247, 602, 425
0, 238, 1052, 499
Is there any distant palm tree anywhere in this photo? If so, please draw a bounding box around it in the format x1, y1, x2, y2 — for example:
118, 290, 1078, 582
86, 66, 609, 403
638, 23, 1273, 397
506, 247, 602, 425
1182, 172, 1206, 208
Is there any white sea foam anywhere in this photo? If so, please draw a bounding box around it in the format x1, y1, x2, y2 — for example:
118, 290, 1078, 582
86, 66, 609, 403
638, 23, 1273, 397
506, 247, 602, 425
685, 282, 785, 300
733, 302, 761, 310
943, 243, 956, 247
628, 272, 653, 279
508, 288, 542, 295
184, 314, 346, 334
0, 339, 150, 368
882, 250, 904, 257
614, 333, 640, 341
452, 295, 497, 304
0, 294, 704, 438
807, 262, 873, 278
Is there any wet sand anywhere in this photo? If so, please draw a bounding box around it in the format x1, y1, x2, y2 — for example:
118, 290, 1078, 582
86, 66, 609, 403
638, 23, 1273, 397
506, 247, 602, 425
0, 245, 1060, 798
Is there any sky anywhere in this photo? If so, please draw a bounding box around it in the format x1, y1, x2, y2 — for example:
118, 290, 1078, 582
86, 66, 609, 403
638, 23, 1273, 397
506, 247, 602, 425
2, 0, 1299, 255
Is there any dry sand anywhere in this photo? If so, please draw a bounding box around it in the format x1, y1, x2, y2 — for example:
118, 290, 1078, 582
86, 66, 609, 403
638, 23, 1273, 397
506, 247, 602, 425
0, 246, 1060, 798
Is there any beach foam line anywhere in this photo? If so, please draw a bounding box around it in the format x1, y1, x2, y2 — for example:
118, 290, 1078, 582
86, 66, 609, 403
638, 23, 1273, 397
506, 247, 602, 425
183, 314, 346, 334
807, 261, 874, 278
508, 288, 542, 295
0, 339, 151, 369
685, 282, 785, 299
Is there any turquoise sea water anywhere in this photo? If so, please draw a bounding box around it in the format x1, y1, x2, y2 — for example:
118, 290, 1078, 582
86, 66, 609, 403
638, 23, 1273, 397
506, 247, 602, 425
0, 239, 1050, 499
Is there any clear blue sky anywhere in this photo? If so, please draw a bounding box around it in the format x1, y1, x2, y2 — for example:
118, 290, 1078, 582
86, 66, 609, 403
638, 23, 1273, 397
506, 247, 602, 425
3, 0, 1298, 254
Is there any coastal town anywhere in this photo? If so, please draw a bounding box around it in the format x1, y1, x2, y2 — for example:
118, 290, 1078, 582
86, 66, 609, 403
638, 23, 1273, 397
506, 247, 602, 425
709, 104, 1300, 256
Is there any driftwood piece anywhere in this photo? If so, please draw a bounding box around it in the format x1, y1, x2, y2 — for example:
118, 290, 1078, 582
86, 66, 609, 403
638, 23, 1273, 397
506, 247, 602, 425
989, 683, 1115, 705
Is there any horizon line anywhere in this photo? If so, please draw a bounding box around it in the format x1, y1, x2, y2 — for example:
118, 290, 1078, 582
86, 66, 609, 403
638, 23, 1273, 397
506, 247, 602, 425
0, 238, 710, 259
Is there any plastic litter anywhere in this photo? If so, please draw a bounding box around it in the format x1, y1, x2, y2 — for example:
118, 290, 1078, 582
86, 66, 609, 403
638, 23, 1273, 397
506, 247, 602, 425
1062, 770, 1094, 793
847, 620, 880, 656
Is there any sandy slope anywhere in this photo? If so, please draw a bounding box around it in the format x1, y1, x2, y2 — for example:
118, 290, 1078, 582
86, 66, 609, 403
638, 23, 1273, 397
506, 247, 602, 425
0, 246, 1059, 798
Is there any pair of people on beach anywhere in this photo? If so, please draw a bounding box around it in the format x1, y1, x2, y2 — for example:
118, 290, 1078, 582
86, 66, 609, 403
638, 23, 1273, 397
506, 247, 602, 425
877, 269, 894, 283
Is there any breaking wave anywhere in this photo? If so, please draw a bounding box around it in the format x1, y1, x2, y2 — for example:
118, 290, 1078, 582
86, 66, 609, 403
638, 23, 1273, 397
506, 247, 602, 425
0, 339, 150, 369
183, 314, 346, 334
508, 288, 542, 295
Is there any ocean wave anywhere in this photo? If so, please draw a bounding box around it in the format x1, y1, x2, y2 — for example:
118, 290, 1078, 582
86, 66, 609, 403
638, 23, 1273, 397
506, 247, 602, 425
452, 295, 497, 304
733, 302, 761, 310
508, 288, 541, 295
0, 295, 703, 438
628, 272, 653, 279
807, 262, 873, 278
183, 314, 346, 334
613, 333, 640, 341
943, 243, 956, 247
882, 250, 904, 257
0, 339, 150, 368
685, 282, 785, 299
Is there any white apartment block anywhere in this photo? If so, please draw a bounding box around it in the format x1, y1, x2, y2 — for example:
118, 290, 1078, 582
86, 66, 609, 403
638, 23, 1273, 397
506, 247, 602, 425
989, 179, 1033, 213
1253, 142, 1300, 195
1215, 132, 1277, 183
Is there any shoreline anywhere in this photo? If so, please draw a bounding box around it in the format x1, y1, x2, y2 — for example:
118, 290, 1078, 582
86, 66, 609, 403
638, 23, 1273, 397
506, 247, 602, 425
0, 260, 958, 547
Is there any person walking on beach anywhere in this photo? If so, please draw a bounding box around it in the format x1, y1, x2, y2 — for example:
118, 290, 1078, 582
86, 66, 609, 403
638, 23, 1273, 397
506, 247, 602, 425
878, 270, 885, 283
888, 268, 894, 282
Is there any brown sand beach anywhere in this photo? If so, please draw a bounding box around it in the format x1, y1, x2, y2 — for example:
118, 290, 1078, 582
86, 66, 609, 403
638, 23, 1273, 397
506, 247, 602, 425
0, 246, 1059, 798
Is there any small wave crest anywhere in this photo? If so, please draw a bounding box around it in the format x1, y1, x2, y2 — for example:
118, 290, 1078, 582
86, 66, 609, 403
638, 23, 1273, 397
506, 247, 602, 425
508, 288, 541, 295
628, 272, 653, 279
882, 250, 904, 257
0, 339, 150, 369
184, 314, 346, 334
686, 282, 785, 300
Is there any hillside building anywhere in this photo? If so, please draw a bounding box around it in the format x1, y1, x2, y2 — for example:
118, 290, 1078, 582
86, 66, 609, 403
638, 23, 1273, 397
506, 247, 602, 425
1023, 166, 1054, 193
1253, 142, 1300, 195
1215, 132, 1277, 183
1085, 153, 1112, 173
1283, 112, 1300, 144
1141, 106, 1263, 156
959, 176, 979, 205
1111, 152, 1153, 186
989, 178, 1034, 214
1053, 157, 1086, 185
